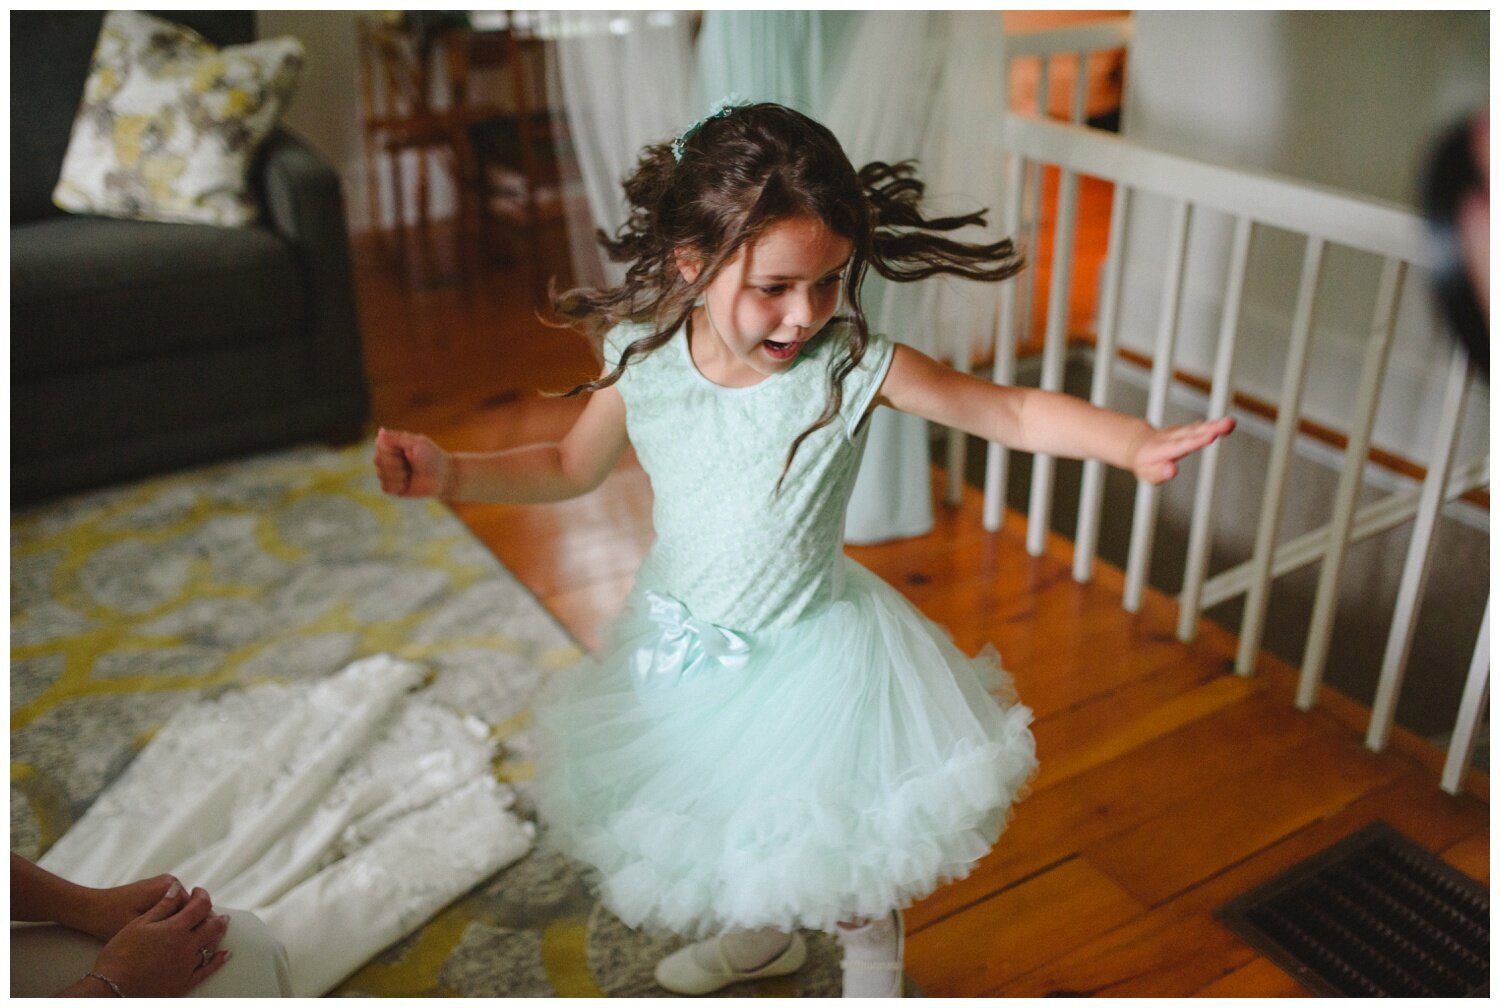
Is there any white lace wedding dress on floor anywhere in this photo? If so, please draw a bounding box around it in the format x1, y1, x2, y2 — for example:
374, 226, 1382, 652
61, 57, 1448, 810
37, 654, 534, 996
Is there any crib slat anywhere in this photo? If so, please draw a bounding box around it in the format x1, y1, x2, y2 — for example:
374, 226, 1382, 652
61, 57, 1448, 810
1123, 198, 1191, 612
945, 433, 966, 504
1073, 184, 1131, 583
1018, 58, 1051, 354
1234, 236, 1325, 673
945, 289, 976, 505
1006, 19, 1133, 62
1019, 161, 1041, 353
1296, 258, 1406, 709
1441, 596, 1490, 794
1176, 215, 1253, 641
1367, 346, 1472, 752
983, 151, 1029, 532
1021, 44, 1091, 550
1035, 53, 1052, 128
1068, 50, 1089, 124
1020, 51, 1089, 540
1025, 159, 1084, 557
982, 440, 1008, 533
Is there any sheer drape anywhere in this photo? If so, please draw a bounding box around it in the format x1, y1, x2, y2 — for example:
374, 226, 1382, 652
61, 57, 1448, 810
552, 12, 1010, 543
826, 12, 1009, 368
693, 11, 858, 119
828, 13, 1010, 543
544, 11, 697, 288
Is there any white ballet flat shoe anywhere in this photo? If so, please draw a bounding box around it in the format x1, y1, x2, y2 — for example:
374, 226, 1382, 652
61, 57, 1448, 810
654, 931, 808, 995
838, 910, 905, 998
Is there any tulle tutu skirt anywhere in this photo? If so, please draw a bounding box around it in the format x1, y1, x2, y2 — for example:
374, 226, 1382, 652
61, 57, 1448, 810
534, 557, 1036, 937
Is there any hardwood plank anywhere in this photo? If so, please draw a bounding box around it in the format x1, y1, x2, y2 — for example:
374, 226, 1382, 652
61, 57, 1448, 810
1441, 832, 1490, 885
1188, 596, 1491, 805
482, 513, 649, 600
905, 856, 1145, 997
907, 689, 1327, 931
927, 581, 1229, 721
1029, 663, 1253, 792
1194, 956, 1310, 997
460, 465, 654, 599
1002, 774, 1482, 996
989, 607, 1202, 720
848, 513, 1043, 657
539, 574, 637, 652
1083, 730, 1400, 908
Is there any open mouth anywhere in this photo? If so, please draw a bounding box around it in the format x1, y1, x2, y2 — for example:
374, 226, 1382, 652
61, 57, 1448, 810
762, 339, 802, 361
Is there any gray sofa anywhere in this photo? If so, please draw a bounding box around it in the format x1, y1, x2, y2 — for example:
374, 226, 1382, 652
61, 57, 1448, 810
11, 12, 370, 506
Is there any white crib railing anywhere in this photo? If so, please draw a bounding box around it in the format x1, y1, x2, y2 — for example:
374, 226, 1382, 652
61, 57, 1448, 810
985, 111, 1490, 795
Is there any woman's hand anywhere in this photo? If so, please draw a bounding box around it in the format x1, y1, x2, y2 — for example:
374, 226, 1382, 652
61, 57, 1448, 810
77, 874, 181, 943
10, 855, 184, 945
374, 427, 453, 498
1127, 416, 1236, 485
84, 885, 230, 997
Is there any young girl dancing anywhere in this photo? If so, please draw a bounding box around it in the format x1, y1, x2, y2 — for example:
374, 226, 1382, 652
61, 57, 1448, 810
375, 102, 1233, 998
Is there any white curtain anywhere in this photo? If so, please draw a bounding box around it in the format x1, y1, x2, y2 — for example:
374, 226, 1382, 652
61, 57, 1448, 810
553, 12, 1011, 543
825, 13, 1009, 368
545, 11, 698, 288
828, 13, 1009, 544
694, 11, 859, 119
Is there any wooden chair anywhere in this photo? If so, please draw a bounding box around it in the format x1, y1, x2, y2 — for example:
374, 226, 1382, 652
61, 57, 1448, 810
359, 14, 565, 292
441, 16, 567, 290
357, 17, 461, 271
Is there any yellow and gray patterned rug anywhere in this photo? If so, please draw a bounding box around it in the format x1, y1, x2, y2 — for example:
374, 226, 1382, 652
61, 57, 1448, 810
10, 441, 846, 996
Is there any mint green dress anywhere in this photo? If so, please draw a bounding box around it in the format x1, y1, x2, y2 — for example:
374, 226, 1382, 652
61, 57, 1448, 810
534, 321, 1036, 938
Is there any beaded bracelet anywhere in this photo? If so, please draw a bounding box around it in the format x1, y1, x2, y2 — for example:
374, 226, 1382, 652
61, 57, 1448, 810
85, 971, 124, 997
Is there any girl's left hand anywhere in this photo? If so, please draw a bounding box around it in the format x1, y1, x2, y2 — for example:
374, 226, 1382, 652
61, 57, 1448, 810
1129, 416, 1236, 485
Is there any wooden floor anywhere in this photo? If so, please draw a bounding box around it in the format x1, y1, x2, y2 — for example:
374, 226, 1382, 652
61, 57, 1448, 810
354, 222, 1488, 998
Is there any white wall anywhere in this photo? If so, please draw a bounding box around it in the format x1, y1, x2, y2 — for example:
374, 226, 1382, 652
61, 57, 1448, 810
1125, 11, 1487, 204
257, 11, 395, 233
1116, 11, 1489, 467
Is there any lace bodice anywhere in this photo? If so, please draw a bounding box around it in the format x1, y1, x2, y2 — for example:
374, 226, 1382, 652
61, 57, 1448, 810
605, 321, 894, 633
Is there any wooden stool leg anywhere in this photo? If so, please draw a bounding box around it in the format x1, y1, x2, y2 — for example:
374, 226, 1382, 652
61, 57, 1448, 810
394, 150, 414, 272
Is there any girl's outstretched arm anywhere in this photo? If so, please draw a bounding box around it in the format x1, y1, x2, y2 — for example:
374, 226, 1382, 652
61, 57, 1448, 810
374, 378, 629, 503
874, 345, 1234, 485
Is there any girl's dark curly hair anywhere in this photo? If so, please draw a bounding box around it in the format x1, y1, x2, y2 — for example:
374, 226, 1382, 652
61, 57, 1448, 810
553, 102, 1023, 492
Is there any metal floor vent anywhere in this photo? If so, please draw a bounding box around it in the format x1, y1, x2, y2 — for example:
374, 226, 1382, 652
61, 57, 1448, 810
1216, 821, 1488, 997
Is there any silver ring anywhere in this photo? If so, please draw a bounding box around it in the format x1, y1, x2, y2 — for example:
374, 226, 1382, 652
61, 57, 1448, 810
199, 946, 213, 968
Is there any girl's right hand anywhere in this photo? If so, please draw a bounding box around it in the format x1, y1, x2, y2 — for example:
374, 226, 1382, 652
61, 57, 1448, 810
374, 427, 452, 498
1126, 416, 1235, 485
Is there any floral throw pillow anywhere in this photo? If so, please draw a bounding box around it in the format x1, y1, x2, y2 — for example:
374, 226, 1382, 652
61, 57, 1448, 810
52, 11, 304, 226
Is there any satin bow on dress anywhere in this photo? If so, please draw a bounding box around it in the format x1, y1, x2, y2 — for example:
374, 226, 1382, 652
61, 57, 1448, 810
631, 590, 751, 687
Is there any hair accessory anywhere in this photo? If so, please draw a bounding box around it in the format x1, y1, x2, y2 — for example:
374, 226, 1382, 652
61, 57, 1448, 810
671, 94, 749, 163
86, 972, 124, 997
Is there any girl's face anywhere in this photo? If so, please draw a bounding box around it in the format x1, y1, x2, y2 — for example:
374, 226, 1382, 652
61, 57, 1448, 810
679, 216, 853, 385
